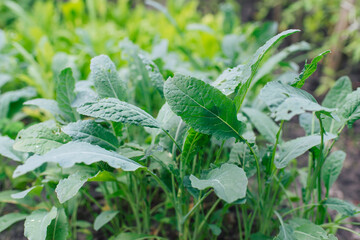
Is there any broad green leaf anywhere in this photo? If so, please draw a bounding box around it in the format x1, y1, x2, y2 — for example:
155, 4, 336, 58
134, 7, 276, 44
77, 98, 160, 129
13, 142, 143, 178
339, 88, 360, 127
212, 65, 245, 96
164, 74, 245, 140
293, 223, 333, 240
321, 151, 345, 190
252, 41, 310, 85
0, 135, 27, 162
229, 142, 257, 177
275, 217, 338, 240
0, 87, 36, 118
91, 55, 127, 100
46, 208, 69, 240
259, 81, 335, 121
181, 128, 209, 165
94, 210, 119, 231
190, 163, 248, 203
24, 98, 65, 122
291, 51, 330, 88
55, 68, 78, 122
242, 108, 279, 143
24, 207, 57, 240
233, 29, 300, 109
11, 185, 43, 199
276, 134, 336, 169
322, 76, 352, 108
139, 54, 164, 96
52, 52, 79, 80
62, 120, 119, 150
13, 121, 71, 155
0, 213, 28, 233
55, 171, 94, 204
324, 198, 359, 216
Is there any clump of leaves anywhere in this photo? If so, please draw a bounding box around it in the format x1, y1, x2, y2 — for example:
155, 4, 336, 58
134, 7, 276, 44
0, 28, 359, 240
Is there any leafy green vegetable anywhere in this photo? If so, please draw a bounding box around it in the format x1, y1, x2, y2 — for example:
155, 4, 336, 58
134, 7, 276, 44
62, 120, 119, 150
55, 68, 78, 122
339, 88, 360, 127
11, 185, 43, 199
190, 163, 248, 203
13, 121, 71, 155
0, 213, 28, 233
24, 207, 57, 240
77, 98, 160, 129
259, 81, 335, 121
321, 151, 345, 190
276, 134, 336, 169
13, 142, 144, 178
46, 208, 69, 240
324, 198, 359, 216
0, 87, 36, 118
291, 51, 330, 88
91, 55, 127, 100
0, 135, 27, 162
164, 74, 245, 140
233, 29, 300, 109
55, 171, 94, 203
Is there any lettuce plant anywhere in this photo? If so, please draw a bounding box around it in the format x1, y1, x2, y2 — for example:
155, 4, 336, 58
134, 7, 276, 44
0, 29, 359, 240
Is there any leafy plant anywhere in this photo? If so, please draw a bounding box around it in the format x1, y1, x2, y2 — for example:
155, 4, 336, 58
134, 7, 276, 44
0, 27, 359, 240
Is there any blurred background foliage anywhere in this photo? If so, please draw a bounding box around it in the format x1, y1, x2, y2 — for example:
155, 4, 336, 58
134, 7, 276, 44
0, 0, 359, 137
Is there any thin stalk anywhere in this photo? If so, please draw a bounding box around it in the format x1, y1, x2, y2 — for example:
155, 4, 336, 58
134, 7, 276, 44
161, 128, 182, 153
181, 189, 213, 224
197, 199, 221, 235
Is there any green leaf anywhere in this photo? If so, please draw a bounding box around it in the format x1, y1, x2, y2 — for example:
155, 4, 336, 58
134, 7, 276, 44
55, 171, 94, 204
233, 29, 300, 109
164, 74, 245, 140
24, 99, 64, 121
11, 185, 43, 199
46, 208, 69, 240
291, 51, 330, 88
94, 210, 119, 231
55, 68, 78, 122
181, 128, 209, 165
324, 198, 359, 216
322, 76, 352, 108
242, 108, 279, 143
252, 41, 310, 85
276, 134, 336, 169
275, 217, 338, 240
229, 142, 257, 177
259, 81, 335, 121
190, 163, 248, 203
339, 88, 360, 128
77, 98, 160, 129
0, 135, 27, 162
91, 55, 127, 100
0, 213, 28, 233
0, 87, 36, 118
24, 207, 57, 240
62, 120, 119, 150
321, 151, 345, 190
13, 142, 143, 178
212, 65, 245, 96
13, 121, 71, 155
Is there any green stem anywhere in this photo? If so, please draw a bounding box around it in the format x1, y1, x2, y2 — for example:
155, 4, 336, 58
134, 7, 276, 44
181, 190, 213, 224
